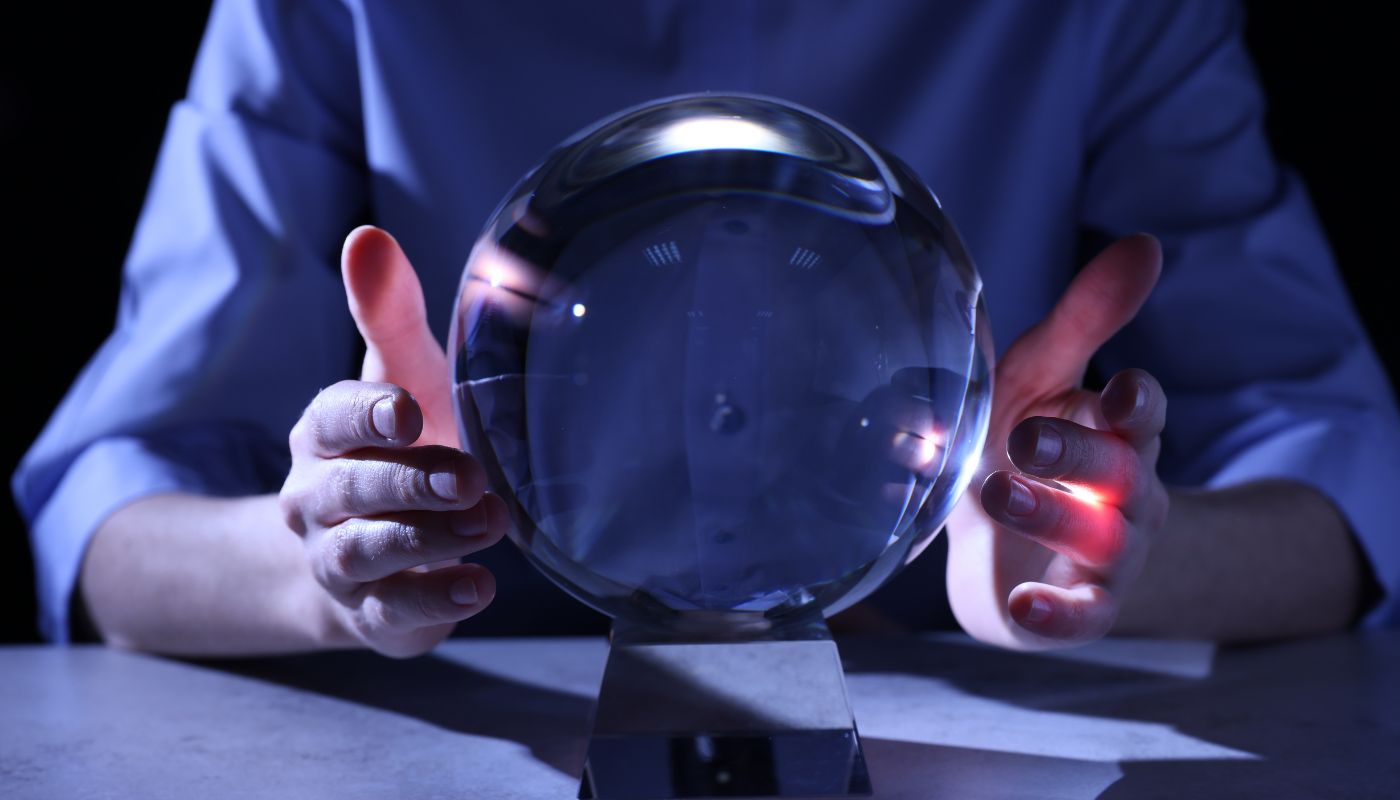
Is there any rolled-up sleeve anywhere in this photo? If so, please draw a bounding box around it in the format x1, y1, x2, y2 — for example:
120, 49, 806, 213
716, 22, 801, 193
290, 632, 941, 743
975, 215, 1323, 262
1078, 1, 1400, 625
10, 0, 367, 641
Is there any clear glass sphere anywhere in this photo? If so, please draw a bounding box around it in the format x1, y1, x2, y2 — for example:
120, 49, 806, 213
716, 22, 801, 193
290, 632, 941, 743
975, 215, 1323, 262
449, 93, 993, 633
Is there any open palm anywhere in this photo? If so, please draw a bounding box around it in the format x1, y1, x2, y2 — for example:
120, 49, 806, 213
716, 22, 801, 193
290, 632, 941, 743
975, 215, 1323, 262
945, 234, 1170, 650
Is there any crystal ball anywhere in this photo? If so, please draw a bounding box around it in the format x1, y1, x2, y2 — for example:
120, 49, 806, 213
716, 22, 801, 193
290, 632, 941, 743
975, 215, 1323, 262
449, 93, 993, 632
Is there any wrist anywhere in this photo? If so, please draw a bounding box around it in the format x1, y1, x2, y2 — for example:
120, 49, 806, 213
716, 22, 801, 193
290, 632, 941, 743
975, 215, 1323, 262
241, 492, 358, 651
1111, 484, 1195, 635
287, 571, 357, 650
1113, 480, 1361, 640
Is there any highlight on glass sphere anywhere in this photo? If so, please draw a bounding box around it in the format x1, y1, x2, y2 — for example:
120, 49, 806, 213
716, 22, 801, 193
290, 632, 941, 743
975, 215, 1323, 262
449, 93, 993, 633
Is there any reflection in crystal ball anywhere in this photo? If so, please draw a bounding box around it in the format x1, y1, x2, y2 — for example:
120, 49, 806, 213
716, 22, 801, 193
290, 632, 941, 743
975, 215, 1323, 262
450, 94, 993, 632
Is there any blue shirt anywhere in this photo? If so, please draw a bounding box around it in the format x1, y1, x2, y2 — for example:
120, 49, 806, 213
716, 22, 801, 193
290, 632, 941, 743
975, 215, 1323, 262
14, 0, 1400, 642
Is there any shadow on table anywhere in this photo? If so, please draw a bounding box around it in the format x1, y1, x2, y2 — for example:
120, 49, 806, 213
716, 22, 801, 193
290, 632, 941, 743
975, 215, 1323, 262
842, 633, 1399, 799
208, 651, 595, 779
206, 645, 1103, 799
202, 633, 1395, 799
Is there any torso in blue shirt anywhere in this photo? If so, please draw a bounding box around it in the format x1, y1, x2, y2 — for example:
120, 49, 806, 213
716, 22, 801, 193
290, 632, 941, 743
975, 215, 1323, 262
18, 0, 1398, 641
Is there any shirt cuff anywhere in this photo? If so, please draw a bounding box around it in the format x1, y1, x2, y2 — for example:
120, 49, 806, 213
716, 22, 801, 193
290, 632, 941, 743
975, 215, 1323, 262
1203, 412, 1400, 628
29, 431, 286, 643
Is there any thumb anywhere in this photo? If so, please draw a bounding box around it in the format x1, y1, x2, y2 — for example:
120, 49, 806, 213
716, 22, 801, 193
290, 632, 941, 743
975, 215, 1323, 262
341, 226, 455, 446
1004, 233, 1162, 389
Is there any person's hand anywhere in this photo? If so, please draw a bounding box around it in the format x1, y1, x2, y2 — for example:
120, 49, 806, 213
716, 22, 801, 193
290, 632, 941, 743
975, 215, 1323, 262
279, 226, 508, 658
945, 234, 1169, 650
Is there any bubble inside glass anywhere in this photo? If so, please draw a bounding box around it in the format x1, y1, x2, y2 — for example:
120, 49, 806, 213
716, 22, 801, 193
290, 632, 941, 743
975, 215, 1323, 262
450, 93, 992, 634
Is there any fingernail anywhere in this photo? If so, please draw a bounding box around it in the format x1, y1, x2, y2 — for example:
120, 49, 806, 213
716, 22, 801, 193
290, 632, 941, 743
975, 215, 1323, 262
429, 465, 460, 501
450, 577, 478, 605
1130, 378, 1150, 421
370, 397, 397, 440
454, 505, 489, 537
1026, 595, 1052, 624
1006, 477, 1037, 516
1031, 424, 1063, 467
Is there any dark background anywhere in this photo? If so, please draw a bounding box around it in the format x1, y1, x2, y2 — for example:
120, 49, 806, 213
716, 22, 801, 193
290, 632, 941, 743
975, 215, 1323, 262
1, 4, 1394, 643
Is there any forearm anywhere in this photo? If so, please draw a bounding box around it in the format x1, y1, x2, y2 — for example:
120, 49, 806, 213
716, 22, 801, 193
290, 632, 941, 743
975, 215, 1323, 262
80, 492, 348, 656
1113, 478, 1364, 641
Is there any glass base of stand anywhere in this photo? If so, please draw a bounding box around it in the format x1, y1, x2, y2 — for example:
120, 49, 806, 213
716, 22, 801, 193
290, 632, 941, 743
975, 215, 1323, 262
579, 616, 872, 799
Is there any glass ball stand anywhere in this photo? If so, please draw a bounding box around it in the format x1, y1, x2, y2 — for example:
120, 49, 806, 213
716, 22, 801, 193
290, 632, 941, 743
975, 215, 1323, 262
581, 609, 870, 798
450, 93, 993, 799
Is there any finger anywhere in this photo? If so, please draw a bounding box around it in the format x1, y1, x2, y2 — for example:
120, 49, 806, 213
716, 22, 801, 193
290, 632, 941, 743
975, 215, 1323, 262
980, 471, 1134, 570
840, 386, 942, 474
312, 446, 487, 524
361, 562, 497, 631
826, 391, 941, 508
1008, 581, 1117, 642
342, 226, 442, 381
291, 380, 425, 458
314, 496, 509, 590
849, 384, 939, 437
1099, 368, 1167, 451
1006, 417, 1144, 508
1004, 234, 1162, 387
342, 226, 454, 445
890, 431, 944, 474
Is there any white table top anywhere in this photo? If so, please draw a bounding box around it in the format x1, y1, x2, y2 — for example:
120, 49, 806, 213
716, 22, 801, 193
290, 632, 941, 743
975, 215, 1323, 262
2, 632, 1397, 799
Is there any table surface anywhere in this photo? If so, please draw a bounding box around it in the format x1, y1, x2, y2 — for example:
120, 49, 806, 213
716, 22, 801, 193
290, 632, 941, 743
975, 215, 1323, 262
2, 632, 1397, 800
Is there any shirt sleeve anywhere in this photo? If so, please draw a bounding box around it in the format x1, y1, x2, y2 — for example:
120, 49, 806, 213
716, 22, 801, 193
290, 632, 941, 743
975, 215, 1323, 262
10, 0, 368, 642
1078, 0, 1400, 626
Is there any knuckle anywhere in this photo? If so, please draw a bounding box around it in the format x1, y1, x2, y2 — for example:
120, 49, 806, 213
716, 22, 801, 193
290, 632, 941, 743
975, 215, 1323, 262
379, 461, 418, 510
363, 594, 398, 632
1061, 426, 1092, 474
1062, 595, 1087, 625
1039, 486, 1071, 530
393, 461, 433, 506
346, 413, 378, 448
326, 460, 363, 513
288, 417, 310, 453
1119, 453, 1144, 500
308, 380, 386, 451
279, 495, 309, 536
411, 585, 441, 624
278, 472, 318, 535
390, 519, 430, 561
322, 525, 366, 583
310, 407, 347, 452
310, 551, 337, 591
304, 383, 343, 428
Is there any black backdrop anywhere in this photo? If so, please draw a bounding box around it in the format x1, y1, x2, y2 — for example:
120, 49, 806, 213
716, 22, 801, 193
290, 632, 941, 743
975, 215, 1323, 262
2, 4, 1394, 643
